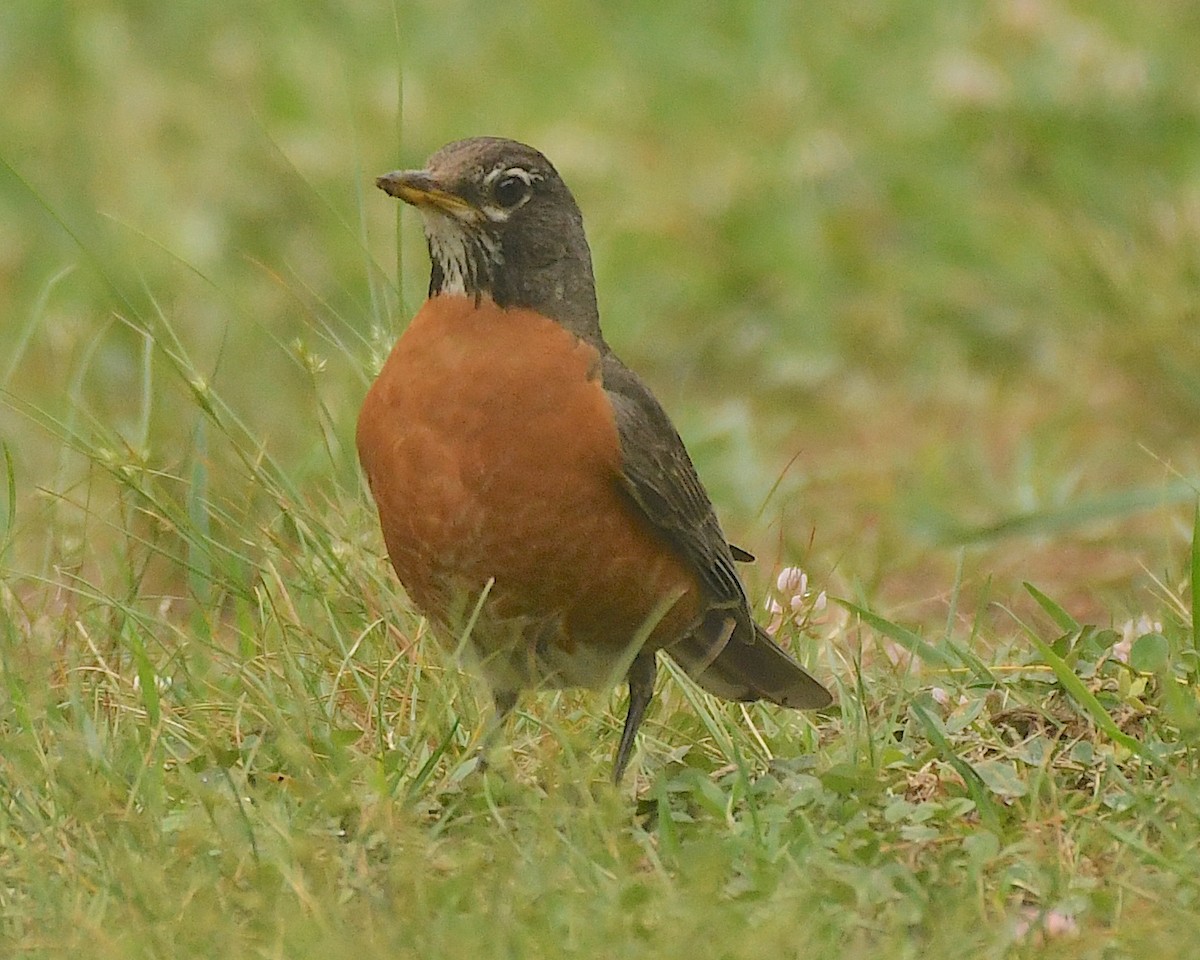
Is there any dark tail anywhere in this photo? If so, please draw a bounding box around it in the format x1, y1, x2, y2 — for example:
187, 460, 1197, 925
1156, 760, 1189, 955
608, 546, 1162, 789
668, 616, 832, 709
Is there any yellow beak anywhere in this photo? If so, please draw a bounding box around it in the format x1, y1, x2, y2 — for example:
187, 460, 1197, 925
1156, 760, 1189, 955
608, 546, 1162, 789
376, 170, 478, 219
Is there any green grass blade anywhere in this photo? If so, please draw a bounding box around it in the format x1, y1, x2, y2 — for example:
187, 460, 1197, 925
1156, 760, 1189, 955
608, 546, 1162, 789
910, 702, 1001, 835
0, 441, 14, 550
942, 480, 1198, 544
1, 265, 74, 390
403, 720, 461, 803
835, 598, 958, 669
1024, 630, 1160, 767
1192, 500, 1199, 656
1023, 582, 1081, 633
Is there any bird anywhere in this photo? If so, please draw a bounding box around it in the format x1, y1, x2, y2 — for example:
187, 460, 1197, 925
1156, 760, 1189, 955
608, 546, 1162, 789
358, 136, 831, 783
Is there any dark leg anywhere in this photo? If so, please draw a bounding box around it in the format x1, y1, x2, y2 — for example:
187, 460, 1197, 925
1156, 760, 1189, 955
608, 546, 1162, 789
613, 650, 657, 784
476, 689, 518, 773
492, 689, 519, 724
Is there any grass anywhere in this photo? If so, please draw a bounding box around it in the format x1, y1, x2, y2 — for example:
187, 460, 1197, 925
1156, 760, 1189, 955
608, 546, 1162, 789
2, 0, 1200, 956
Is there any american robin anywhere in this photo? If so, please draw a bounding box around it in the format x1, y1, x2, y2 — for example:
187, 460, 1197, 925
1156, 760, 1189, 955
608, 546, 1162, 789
359, 136, 831, 783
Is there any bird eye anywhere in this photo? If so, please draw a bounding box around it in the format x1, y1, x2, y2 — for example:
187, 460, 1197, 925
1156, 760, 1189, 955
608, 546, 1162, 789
492, 170, 531, 208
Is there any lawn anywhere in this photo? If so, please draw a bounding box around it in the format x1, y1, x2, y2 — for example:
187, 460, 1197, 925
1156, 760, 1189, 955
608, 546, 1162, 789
2, 1, 1199, 957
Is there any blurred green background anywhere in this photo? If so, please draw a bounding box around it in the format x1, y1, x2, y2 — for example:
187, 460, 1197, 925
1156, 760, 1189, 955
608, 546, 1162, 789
3, 3, 1200, 956
3, 0, 1198, 619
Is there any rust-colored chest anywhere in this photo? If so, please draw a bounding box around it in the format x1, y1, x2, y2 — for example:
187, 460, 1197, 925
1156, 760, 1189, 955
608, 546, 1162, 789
356, 296, 701, 690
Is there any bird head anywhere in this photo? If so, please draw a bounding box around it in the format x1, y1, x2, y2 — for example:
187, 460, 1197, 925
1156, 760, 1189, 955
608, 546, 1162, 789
378, 137, 601, 339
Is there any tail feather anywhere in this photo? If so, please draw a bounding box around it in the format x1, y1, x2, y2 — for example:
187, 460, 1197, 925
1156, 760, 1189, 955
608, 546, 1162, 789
668, 618, 832, 709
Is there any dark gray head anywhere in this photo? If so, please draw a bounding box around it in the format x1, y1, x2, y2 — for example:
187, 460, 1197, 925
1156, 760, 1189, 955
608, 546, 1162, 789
377, 137, 602, 343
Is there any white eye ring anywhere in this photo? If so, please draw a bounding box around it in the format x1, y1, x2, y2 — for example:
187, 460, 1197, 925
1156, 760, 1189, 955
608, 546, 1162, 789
481, 166, 539, 220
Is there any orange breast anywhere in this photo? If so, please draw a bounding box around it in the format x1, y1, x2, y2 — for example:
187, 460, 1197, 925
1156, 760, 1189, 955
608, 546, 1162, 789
356, 295, 701, 688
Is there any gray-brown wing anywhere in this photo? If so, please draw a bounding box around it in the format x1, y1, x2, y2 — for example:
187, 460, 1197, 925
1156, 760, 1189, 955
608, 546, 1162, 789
601, 352, 833, 710
600, 353, 746, 612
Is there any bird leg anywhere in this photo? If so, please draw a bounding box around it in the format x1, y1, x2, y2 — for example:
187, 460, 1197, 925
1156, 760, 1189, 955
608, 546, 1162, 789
474, 688, 518, 773
613, 650, 657, 784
